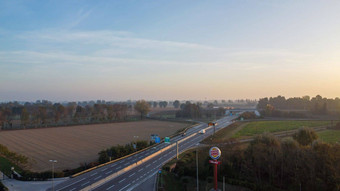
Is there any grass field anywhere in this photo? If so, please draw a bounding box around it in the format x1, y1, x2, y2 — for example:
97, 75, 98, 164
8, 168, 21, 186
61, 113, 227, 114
201, 122, 243, 144
0, 156, 23, 176
0, 120, 188, 172
233, 120, 332, 138
317, 130, 340, 143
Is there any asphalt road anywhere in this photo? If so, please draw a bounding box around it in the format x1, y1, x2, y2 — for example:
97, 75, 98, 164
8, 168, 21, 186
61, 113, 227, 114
49, 115, 237, 191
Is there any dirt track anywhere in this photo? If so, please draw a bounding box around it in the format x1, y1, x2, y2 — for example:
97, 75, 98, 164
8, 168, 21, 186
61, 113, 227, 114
0, 120, 187, 172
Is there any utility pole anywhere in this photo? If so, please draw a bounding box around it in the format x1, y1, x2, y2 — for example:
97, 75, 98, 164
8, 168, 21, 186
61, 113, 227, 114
223, 176, 225, 191
196, 148, 199, 191
213, 123, 216, 135
49, 160, 57, 191
176, 141, 179, 160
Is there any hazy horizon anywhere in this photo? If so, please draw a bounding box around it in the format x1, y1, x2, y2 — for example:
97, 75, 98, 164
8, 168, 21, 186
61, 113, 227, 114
1, 1, 340, 102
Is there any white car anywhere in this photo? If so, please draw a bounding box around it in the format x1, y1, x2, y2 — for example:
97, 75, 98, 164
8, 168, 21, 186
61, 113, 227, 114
199, 129, 206, 134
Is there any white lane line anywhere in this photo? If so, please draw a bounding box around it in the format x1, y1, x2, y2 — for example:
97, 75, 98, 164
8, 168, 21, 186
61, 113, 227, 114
116, 166, 122, 169
106, 184, 115, 190
90, 172, 98, 176
111, 163, 117, 167
56, 178, 86, 191
152, 161, 157, 164
146, 164, 151, 168
81, 181, 90, 186
118, 178, 126, 183
119, 183, 131, 191
138, 168, 143, 172
128, 172, 136, 177
94, 175, 102, 180
70, 188, 76, 191
105, 170, 113, 175
101, 167, 108, 172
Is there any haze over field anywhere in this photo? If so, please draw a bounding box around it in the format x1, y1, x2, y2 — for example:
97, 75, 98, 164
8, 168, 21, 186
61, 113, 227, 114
1, 1, 340, 101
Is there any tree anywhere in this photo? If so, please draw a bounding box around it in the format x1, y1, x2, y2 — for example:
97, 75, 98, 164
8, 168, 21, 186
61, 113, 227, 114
134, 100, 151, 119
293, 127, 318, 146
20, 108, 30, 128
173, 100, 180, 108
153, 101, 158, 108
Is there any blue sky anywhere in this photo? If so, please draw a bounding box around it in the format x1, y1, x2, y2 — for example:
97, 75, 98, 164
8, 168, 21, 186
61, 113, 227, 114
1, 1, 340, 101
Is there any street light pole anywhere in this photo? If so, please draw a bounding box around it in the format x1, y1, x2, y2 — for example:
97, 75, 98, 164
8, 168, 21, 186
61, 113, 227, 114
49, 160, 57, 191
196, 148, 199, 191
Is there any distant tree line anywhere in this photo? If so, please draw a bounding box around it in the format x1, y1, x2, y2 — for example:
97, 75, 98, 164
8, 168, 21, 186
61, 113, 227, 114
171, 128, 340, 191
0, 100, 132, 130
257, 95, 340, 116
175, 101, 226, 119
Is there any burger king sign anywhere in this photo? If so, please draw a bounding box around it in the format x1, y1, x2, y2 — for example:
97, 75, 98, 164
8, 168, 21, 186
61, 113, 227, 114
209, 147, 221, 160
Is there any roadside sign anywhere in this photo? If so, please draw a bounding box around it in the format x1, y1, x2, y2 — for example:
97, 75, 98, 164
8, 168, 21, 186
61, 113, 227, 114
208, 122, 213, 127
164, 137, 170, 144
209, 160, 221, 164
155, 136, 161, 143
151, 134, 159, 141
209, 147, 221, 160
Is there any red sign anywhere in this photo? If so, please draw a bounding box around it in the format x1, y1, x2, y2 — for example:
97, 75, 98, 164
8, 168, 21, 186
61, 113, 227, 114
209, 160, 221, 165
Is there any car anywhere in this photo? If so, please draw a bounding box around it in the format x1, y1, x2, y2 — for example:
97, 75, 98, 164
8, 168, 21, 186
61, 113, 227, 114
182, 132, 186, 136
199, 129, 206, 134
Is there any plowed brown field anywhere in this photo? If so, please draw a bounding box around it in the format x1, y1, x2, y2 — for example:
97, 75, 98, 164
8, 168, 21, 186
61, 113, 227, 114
0, 120, 188, 172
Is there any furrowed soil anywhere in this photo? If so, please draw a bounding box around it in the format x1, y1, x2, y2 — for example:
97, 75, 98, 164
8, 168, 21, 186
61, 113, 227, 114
0, 120, 188, 172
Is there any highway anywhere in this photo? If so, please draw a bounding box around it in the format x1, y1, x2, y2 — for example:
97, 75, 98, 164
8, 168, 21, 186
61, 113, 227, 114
49, 115, 237, 191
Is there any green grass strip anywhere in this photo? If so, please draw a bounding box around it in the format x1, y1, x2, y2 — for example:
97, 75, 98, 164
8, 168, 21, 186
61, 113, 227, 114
317, 130, 340, 143
233, 120, 332, 138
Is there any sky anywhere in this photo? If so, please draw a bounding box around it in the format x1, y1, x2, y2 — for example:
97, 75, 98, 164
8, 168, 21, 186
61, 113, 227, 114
1, 0, 340, 102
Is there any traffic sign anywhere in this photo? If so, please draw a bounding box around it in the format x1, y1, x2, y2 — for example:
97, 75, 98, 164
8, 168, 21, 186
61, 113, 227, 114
155, 136, 160, 143
164, 137, 170, 144
209, 147, 221, 160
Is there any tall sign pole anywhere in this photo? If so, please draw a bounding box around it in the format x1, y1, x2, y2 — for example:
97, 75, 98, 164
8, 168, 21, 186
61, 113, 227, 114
209, 147, 221, 191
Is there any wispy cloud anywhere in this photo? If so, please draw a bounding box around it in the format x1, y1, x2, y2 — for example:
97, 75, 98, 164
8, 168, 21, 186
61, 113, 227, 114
17, 30, 220, 51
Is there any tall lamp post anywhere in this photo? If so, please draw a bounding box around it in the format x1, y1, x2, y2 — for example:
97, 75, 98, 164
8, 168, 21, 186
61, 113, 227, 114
49, 160, 57, 191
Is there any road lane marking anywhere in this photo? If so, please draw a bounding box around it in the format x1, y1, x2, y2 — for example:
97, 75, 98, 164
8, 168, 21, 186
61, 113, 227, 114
105, 170, 113, 175
118, 178, 126, 183
129, 172, 135, 177
119, 183, 131, 191
70, 188, 76, 191
56, 178, 86, 191
90, 172, 98, 176
146, 164, 151, 168
101, 168, 108, 172
138, 168, 143, 172
106, 184, 115, 190
94, 175, 102, 180
81, 181, 90, 186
